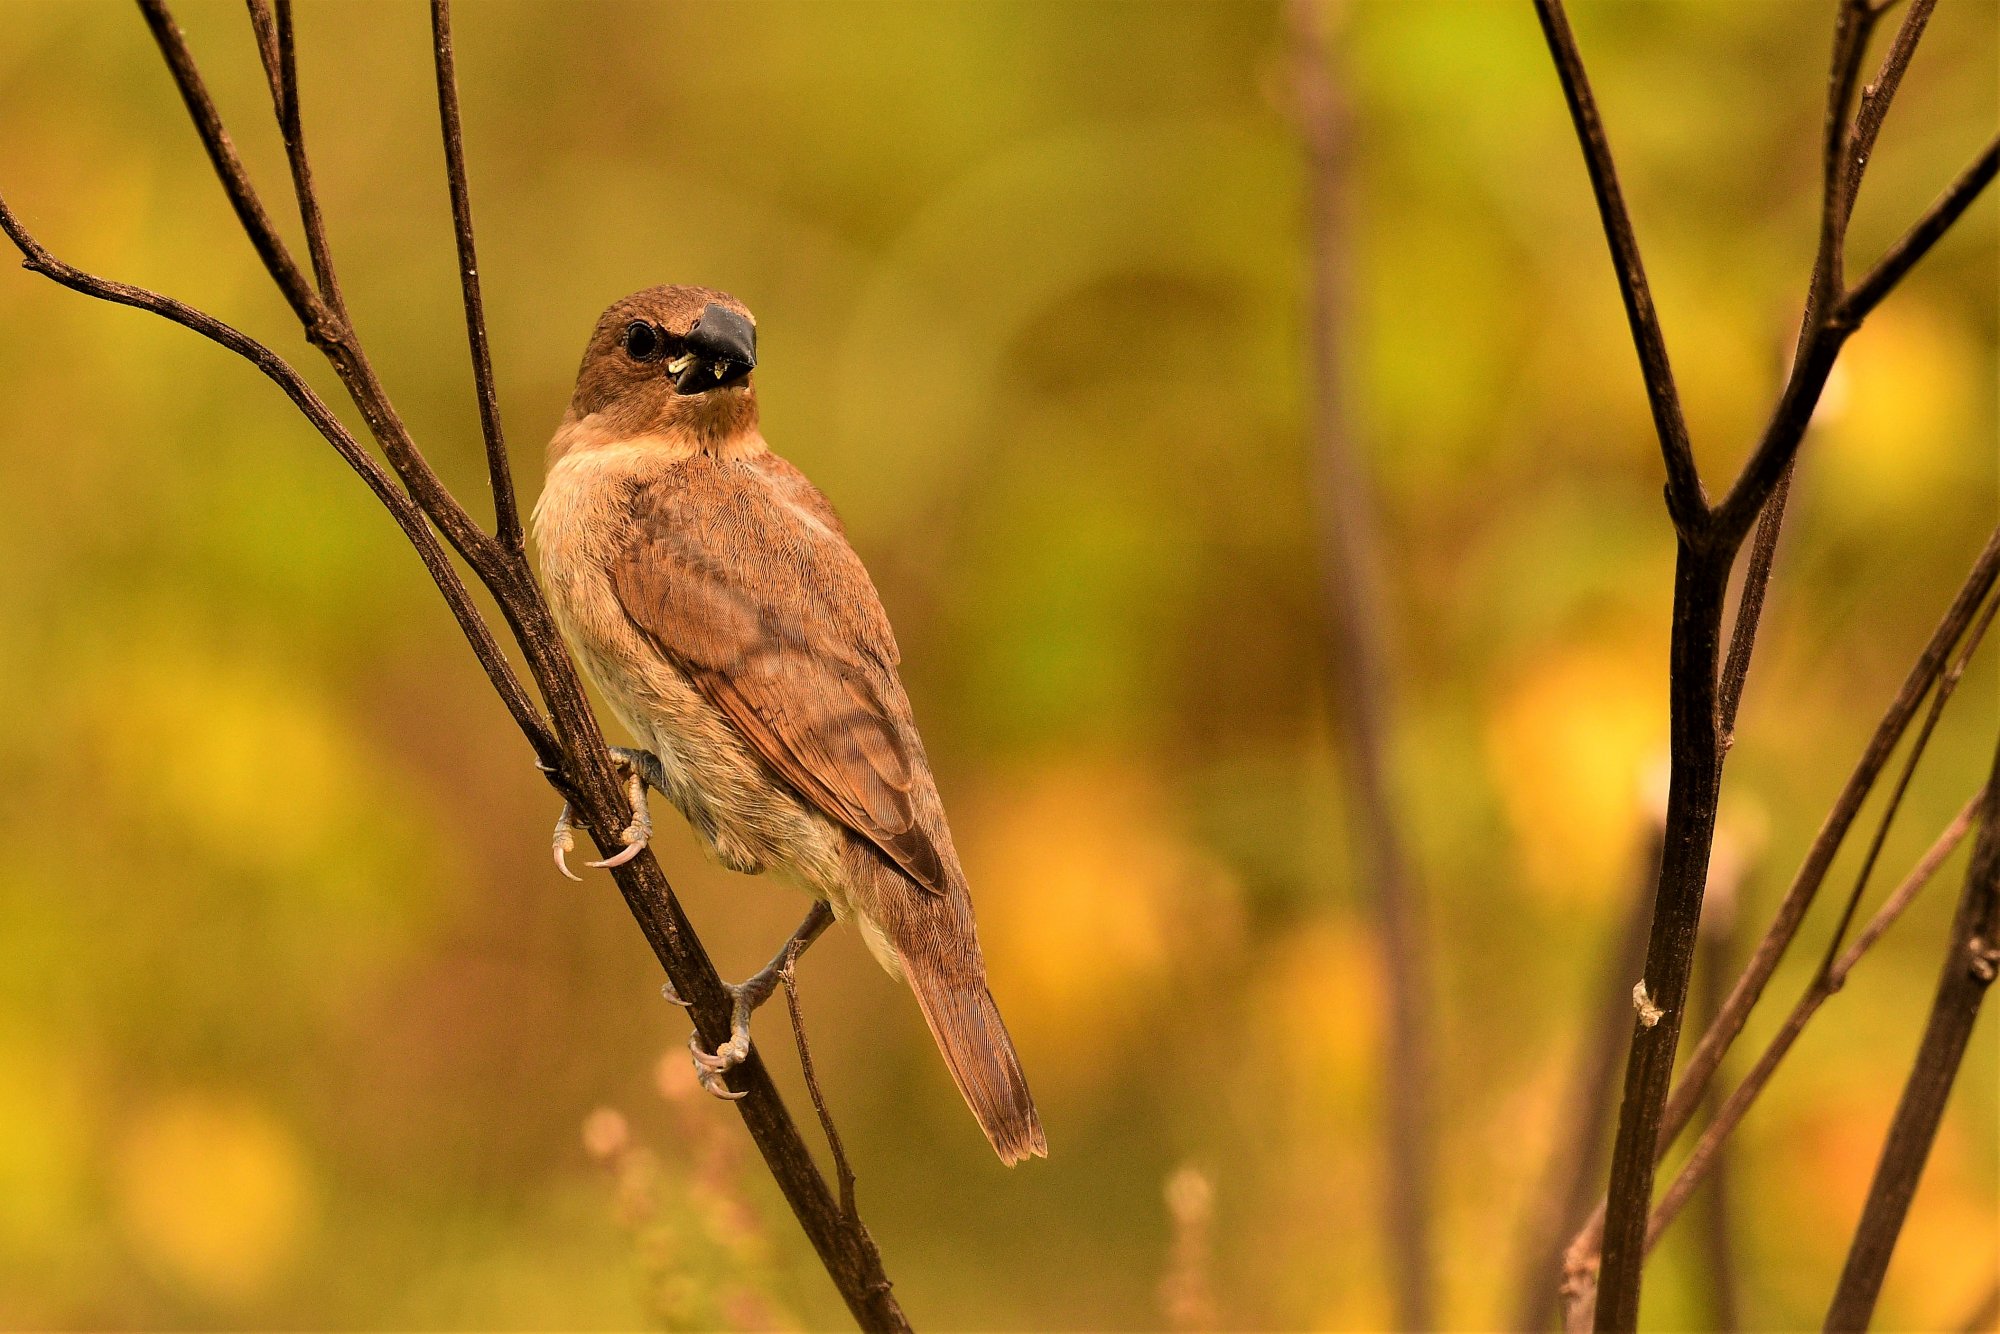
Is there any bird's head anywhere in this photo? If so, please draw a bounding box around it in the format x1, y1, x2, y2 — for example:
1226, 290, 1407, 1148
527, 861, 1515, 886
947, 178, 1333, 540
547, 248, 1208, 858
563, 285, 760, 449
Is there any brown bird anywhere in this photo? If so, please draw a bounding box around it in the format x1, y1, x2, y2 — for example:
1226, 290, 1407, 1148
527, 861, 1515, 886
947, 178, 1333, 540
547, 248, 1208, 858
533, 284, 1046, 1165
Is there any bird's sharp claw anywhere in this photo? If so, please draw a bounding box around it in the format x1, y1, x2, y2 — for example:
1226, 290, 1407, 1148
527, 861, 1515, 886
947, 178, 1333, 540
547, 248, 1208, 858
587, 838, 646, 869
554, 844, 582, 882
660, 979, 689, 1008
687, 1032, 747, 1100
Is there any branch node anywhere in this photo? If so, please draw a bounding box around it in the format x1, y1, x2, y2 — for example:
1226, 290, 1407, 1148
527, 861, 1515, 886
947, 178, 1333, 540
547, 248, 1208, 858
1632, 981, 1664, 1028
1969, 936, 1999, 983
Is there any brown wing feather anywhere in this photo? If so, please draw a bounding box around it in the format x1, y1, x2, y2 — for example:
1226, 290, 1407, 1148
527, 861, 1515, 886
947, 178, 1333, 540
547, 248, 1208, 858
609, 456, 948, 895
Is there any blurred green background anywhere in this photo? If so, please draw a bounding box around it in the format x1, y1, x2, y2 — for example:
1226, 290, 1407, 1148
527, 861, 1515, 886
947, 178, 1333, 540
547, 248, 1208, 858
0, 1, 1995, 1329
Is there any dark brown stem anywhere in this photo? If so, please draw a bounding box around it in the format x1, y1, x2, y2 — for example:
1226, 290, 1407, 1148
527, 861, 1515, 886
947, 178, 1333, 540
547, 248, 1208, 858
1591, 539, 1730, 1334
1529, 0, 1705, 534
1824, 758, 2000, 1331
1290, 3, 1436, 1326
1656, 525, 2000, 1170
1507, 824, 1660, 1334
244, 0, 341, 308
1843, 0, 1938, 230
428, 0, 523, 551
11, 7, 909, 1327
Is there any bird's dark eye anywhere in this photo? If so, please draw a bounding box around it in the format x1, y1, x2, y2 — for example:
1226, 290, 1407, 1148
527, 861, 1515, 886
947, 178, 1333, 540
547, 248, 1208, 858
622, 321, 661, 361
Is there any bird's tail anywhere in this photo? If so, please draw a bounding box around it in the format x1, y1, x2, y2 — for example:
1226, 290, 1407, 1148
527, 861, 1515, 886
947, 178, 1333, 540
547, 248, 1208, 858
900, 955, 1047, 1166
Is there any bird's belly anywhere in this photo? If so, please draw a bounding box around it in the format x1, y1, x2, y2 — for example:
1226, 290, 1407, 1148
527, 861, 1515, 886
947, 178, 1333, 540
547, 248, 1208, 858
571, 627, 849, 897
534, 457, 848, 899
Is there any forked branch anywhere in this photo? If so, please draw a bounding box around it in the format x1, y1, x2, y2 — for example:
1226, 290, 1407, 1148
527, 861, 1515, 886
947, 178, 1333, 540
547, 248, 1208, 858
2, 4, 906, 1328
1533, 0, 1999, 1328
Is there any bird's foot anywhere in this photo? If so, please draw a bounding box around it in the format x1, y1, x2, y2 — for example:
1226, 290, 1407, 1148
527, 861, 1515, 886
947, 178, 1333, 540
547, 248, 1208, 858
681, 962, 792, 1100
665, 901, 835, 1101
550, 746, 665, 879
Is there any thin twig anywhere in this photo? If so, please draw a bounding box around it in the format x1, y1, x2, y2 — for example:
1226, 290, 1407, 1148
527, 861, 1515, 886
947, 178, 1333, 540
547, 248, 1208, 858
1843, 0, 1941, 233
1530, 0, 1704, 534
1643, 791, 1984, 1257
244, 0, 342, 309
783, 955, 859, 1222
1562, 525, 2000, 1324
138, 0, 499, 572
1717, 463, 1792, 752
0, 193, 555, 766
1290, 3, 1436, 1325
428, 0, 523, 551
1825, 759, 2000, 1330
10, 7, 911, 1326
1837, 134, 2000, 329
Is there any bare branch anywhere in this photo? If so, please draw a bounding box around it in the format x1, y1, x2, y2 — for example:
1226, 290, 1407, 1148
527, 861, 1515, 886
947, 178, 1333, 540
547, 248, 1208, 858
1844, 0, 1940, 230
783, 955, 860, 1223
1662, 524, 2000, 1155
1290, 2, 1436, 1325
1643, 791, 1983, 1258
1716, 463, 1792, 751
1562, 525, 2000, 1324
244, 0, 342, 309
1530, 0, 1705, 534
137, 0, 500, 572
1839, 134, 2000, 328
428, 0, 523, 551
1825, 760, 2000, 1330
0, 192, 555, 766
10, 8, 914, 1326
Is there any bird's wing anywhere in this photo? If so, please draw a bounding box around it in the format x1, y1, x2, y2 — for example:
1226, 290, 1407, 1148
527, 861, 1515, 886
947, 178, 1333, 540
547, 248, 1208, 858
609, 455, 948, 896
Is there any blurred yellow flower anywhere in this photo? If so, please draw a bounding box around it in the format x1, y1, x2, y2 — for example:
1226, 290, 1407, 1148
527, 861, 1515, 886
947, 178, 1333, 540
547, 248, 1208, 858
1256, 918, 1384, 1109
0, 1033, 92, 1257
963, 758, 1240, 1086
1486, 646, 1665, 906
115, 1092, 315, 1306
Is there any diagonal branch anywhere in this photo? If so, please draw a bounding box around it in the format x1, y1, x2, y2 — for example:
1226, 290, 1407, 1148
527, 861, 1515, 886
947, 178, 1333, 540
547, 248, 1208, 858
1643, 790, 1984, 1261
1562, 524, 2000, 1325
244, 0, 342, 309
1839, 134, 2000, 328
1530, 0, 1705, 535
1843, 0, 1940, 233
0, 194, 556, 766
8, 6, 912, 1327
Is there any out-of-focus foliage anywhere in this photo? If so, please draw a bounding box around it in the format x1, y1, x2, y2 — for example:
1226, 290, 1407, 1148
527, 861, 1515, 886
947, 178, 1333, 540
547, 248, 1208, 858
0, 1, 1994, 1329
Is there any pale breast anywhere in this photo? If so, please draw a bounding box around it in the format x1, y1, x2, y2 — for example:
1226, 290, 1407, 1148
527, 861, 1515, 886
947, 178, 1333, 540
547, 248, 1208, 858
532, 445, 849, 894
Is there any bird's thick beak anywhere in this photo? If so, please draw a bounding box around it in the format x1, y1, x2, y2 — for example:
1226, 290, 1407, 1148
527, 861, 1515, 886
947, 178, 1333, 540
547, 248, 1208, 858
671, 302, 757, 393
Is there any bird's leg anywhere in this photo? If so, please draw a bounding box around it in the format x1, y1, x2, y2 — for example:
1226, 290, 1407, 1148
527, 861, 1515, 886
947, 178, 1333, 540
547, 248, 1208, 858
551, 746, 665, 879
668, 900, 836, 1100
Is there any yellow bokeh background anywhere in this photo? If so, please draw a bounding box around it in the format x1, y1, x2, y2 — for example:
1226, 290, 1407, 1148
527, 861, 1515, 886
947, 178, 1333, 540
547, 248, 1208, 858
0, 1, 1993, 1329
